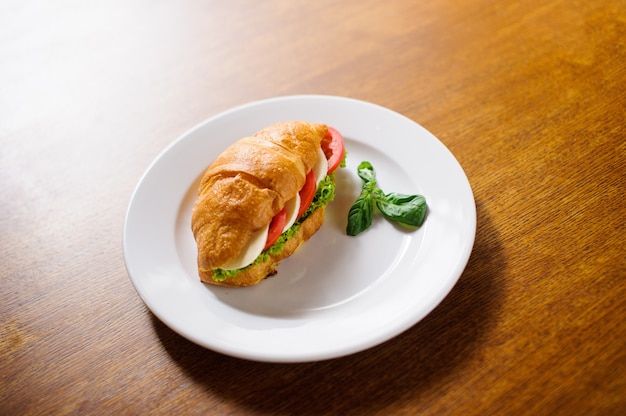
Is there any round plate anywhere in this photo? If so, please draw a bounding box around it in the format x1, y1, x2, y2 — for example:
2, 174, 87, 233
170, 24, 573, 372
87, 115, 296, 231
123, 95, 476, 362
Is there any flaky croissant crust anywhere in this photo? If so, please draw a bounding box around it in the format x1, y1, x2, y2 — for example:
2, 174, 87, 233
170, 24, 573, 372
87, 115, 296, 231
191, 121, 328, 271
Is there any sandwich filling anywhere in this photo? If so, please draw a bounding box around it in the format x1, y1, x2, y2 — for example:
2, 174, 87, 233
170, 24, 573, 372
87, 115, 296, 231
211, 151, 340, 282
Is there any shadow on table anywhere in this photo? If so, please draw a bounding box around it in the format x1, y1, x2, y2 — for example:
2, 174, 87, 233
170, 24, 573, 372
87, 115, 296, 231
153, 201, 505, 415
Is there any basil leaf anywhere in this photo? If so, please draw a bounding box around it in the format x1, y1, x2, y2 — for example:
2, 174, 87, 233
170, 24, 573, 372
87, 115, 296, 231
375, 192, 427, 227
346, 191, 374, 236
347, 160, 428, 236
357, 161, 376, 184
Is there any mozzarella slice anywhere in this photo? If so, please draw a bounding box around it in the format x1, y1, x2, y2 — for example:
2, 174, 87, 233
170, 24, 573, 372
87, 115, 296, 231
313, 147, 329, 188
220, 224, 269, 270
282, 193, 300, 233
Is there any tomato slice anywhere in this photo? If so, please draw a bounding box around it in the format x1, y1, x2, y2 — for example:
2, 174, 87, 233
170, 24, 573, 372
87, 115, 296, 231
264, 208, 287, 250
321, 126, 345, 174
297, 170, 317, 218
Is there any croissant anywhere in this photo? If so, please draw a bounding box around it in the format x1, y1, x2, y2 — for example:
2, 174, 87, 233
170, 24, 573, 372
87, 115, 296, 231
191, 121, 342, 287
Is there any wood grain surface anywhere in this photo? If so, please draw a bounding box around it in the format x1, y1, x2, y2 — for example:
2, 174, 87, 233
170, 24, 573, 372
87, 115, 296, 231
1, 0, 625, 414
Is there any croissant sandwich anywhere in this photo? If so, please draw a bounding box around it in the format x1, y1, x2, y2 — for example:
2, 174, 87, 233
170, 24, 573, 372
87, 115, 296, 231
191, 121, 346, 287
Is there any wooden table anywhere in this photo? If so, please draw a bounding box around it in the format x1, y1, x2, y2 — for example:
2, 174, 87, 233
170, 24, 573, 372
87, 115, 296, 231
2, 0, 625, 414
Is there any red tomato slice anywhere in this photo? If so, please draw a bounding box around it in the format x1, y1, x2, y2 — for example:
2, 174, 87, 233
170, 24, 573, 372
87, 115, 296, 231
321, 126, 345, 174
264, 208, 287, 250
297, 170, 317, 218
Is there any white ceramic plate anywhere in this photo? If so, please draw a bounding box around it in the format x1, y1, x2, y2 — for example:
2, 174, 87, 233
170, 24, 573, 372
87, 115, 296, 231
123, 95, 476, 362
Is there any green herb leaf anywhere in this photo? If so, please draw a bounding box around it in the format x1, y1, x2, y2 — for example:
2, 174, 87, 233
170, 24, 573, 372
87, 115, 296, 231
357, 161, 376, 183
375, 192, 427, 227
346, 191, 374, 236
346, 160, 428, 236
346, 161, 379, 236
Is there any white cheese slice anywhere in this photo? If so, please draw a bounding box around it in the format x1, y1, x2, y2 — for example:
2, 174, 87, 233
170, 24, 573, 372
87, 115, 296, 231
220, 224, 269, 271
282, 193, 300, 233
313, 147, 329, 188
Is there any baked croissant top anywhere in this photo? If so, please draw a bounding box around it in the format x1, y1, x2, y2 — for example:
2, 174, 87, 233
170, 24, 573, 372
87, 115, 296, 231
191, 121, 329, 272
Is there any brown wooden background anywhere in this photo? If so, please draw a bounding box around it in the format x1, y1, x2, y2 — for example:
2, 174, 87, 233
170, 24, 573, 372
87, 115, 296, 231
2, 0, 625, 414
